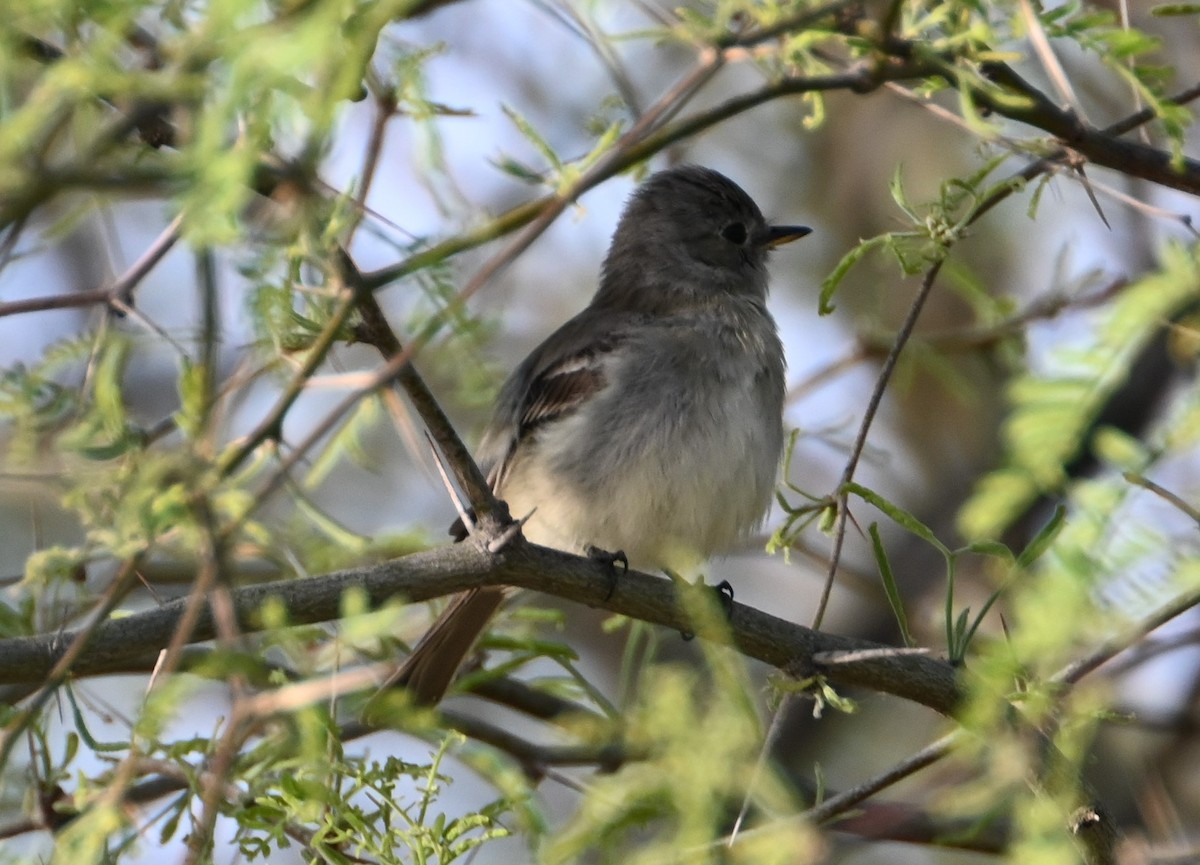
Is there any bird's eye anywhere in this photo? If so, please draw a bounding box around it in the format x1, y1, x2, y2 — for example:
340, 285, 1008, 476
720, 222, 748, 245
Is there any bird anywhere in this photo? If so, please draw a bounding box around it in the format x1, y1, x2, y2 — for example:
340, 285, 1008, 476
391, 164, 810, 704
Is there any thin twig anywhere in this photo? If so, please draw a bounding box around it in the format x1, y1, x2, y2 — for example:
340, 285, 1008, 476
1124, 472, 1200, 527
0, 289, 114, 318
813, 258, 947, 630
1055, 580, 1200, 686
806, 731, 961, 824
723, 732, 963, 857
346, 71, 398, 243
110, 213, 183, 306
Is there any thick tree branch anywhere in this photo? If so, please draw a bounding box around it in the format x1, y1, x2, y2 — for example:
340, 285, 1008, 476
976, 62, 1200, 195
0, 538, 963, 715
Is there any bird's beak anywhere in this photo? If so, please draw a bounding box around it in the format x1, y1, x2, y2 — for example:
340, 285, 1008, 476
764, 225, 813, 248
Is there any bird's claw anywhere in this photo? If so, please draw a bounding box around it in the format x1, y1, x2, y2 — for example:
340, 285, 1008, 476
713, 579, 734, 618
678, 576, 735, 641
586, 545, 628, 601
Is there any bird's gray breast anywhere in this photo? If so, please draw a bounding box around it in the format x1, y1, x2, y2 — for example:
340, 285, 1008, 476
544, 304, 785, 564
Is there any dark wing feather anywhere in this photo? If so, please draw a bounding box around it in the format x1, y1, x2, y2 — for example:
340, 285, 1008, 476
450, 312, 633, 538
446, 354, 605, 541
518, 353, 607, 434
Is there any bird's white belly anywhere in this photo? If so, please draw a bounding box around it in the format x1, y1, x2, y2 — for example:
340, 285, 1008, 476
503, 377, 778, 573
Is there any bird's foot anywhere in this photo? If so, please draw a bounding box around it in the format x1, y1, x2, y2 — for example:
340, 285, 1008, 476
668, 572, 735, 641
586, 545, 628, 601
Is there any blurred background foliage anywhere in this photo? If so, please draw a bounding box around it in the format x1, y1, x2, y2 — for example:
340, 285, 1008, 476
1, 0, 1199, 863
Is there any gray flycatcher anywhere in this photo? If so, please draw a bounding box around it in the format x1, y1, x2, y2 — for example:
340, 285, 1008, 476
392, 164, 810, 704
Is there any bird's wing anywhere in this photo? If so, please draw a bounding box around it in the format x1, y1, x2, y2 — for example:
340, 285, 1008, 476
484, 309, 635, 491
446, 310, 637, 539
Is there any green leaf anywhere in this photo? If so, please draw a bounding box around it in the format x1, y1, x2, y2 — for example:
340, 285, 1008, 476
888, 163, 917, 220
963, 539, 1014, 560
175, 358, 209, 441
501, 104, 563, 174
960, 586, 1005, 658
869, 523, 915, 647
1092, 426, 1152, 472
577, 120, 624, 173
818, 234, 891, 314
66, 686, 127, 752
1151, 3, 1200, 14
59, 337, 143, 460
950, 606, 972, 660
845, 482, 952, 557
1016, 505, 1066, 568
